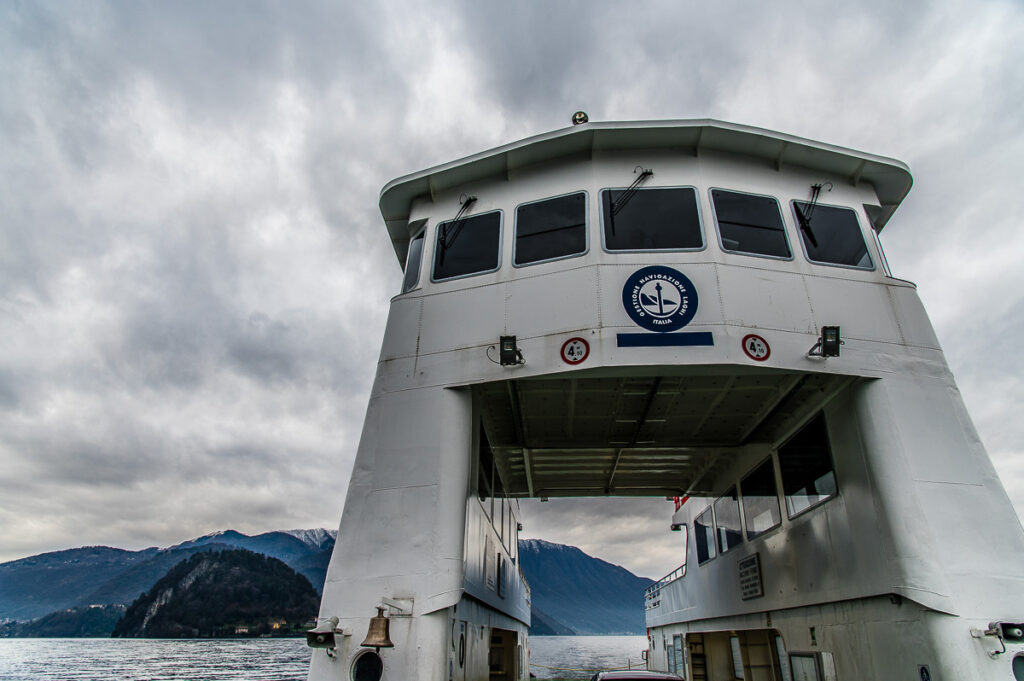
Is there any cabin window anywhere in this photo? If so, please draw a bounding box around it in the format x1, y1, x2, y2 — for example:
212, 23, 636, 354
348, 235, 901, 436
870, 227, 893, 277
678, 523, 689, 569
401, 231, 425, 292
742, 457, 782, 539
514, 192, 587, 266
789, 654, 819, 681
695, 506, 716, 564
432, 210, 502, 281
793, 202, 873, 269
730, 636, 746, 679
714, 488, 743, 554
601, 187, 703, 251
775, 636, 792, 681
778, 414, 837, 518
711, 189, 791, 258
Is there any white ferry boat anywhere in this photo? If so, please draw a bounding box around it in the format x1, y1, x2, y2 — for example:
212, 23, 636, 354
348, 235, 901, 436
307, 117, 1024, 681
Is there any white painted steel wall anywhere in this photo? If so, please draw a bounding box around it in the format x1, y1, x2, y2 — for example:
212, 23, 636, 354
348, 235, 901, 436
311, 122, 1024, 681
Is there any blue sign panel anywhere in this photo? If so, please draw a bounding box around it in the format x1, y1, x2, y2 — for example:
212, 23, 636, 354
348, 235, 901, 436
621, 266, 699, 333
618, 266, 713, 347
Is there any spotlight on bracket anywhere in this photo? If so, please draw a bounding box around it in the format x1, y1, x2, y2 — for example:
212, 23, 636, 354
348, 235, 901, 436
670, 523, 683, 532
572, 111, 589, 125
808, 326, 843, 358
499, 335, 524, 366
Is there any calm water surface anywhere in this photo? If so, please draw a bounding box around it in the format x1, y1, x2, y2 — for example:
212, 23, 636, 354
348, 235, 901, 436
0, 636, 647, 681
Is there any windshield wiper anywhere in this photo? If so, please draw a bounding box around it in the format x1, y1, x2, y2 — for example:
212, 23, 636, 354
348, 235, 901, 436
609, 166, 653, 235
795, 203, 818, 248
796, 182, 832, 249
438, 195, 477, 266
611, 167, 653, 217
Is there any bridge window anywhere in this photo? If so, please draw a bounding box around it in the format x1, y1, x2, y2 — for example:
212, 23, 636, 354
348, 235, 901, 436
401, 231, 425, 293
695, 506, 716, 564
514, 192, 587, 266
778, 414, 837, 518
601, 187, 703, 251
742, 457, 782, 540
711, 189, 791, 258
714, 488, 743, 554
793, 202, 873, 269
432, 210, 502, 281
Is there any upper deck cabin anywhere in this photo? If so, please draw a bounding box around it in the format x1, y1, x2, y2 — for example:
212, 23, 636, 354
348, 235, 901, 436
374, 119, 930, 502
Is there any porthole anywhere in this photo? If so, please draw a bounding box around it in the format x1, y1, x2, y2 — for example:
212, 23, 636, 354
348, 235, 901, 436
1012, 653, 1024, 681
352, 650, 383, 681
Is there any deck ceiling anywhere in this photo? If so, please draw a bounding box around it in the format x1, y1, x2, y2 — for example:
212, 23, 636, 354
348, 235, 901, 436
475, 370, 853, 498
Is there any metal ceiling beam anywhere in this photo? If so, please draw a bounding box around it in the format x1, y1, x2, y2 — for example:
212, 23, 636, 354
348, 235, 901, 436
736, 373, 807, 445
522, 448, 535, 497
691, 375, 738, 438
684, 450, 726, 496
607, 378, 661, 493
505, 380, 534, 497
566, 378, 577, 439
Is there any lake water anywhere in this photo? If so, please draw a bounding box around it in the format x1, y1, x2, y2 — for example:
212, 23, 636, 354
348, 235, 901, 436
0, 636, 648, 681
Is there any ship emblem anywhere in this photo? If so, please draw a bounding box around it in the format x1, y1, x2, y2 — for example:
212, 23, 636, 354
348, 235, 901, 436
622, 266, 699, 333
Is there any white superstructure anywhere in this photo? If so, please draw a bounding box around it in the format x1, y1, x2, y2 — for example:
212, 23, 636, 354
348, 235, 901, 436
309, 119, 1024, 681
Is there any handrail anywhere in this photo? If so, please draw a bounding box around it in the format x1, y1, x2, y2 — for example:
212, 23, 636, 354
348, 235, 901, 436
644, 563, 686, 609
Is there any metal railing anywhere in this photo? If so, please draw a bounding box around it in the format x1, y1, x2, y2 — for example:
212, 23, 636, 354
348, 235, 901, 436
644, 563, 686, 610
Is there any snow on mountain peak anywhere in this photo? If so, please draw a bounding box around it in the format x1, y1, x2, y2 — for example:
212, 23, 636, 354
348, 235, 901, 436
283, 529, 337, 550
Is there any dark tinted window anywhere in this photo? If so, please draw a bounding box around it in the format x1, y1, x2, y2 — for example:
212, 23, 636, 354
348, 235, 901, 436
402, 232, 425, 292
712, 189, 790, 258
602, 187, 702, 251
794, 202, 872, 268
695, 507, 716, 564
742, 457, 782, 539
714, 489, 743, 554
432, 211, 501, 281
778, 413, 837, 517
514, 192, 587, 265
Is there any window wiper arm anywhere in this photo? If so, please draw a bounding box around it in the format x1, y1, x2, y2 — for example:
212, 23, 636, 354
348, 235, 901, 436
438, 195, 477, 266
795, 203, 818, 248
609, 166, 652, 237
611, 167, 653, 217
797, 182, 832, 249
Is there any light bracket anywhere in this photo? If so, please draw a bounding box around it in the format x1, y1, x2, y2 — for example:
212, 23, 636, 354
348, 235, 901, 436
807, 326, 843, 358
499, 335, 523, 366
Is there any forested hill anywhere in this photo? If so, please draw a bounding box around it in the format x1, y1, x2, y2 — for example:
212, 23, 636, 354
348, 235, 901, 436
0, 529, 334, 622
111, 549, 319, 638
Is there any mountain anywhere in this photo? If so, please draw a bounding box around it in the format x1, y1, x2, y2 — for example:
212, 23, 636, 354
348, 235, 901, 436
0, 530, 333, 621
168, 529, 333, 566
0, 604, 125, 638
111, 549, 319, 638
0, 530, 653, 638
0, 546, 161, 621
518, 539, 654, 635
284, 528, 337, 552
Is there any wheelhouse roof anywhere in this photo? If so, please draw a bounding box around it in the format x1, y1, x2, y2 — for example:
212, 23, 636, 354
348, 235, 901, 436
379, 118, 913, 265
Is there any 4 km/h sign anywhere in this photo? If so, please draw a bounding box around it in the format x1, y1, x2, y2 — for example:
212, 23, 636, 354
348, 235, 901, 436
561, 337, 590, 365
742, 334, 771, 361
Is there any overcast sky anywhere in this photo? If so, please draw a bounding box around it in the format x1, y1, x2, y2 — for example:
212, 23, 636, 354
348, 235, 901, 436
1, 0, 1022, 580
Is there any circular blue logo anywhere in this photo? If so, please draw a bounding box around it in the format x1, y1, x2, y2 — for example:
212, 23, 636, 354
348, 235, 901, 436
622, 266, 699, 333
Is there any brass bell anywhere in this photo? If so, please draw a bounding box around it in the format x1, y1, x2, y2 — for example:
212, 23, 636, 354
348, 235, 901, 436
360, 606, 394, 649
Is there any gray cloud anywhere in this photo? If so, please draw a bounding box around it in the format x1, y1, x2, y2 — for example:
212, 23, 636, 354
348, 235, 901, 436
1, 0, 1022, 581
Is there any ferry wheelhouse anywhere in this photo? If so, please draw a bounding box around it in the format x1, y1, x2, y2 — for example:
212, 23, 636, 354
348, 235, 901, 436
308, 118, 1024, 681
